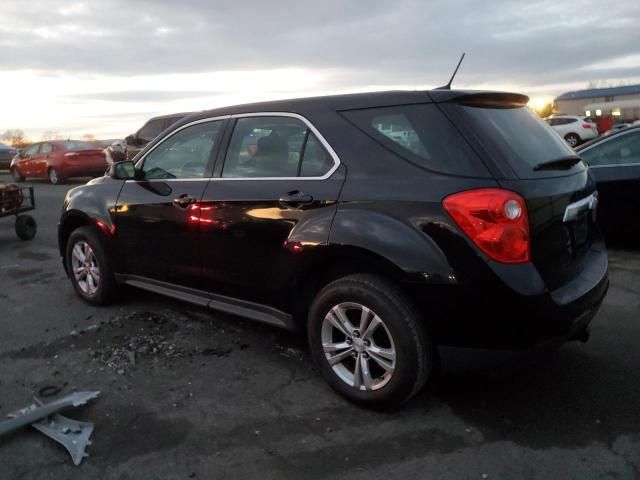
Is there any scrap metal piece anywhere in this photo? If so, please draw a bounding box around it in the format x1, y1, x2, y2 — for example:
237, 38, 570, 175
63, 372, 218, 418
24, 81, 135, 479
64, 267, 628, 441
31, 413, 94, 466
0, 391, 99, 437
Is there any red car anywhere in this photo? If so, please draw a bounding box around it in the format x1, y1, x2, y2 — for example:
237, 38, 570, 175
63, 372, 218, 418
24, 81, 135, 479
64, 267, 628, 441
10, 140, 107, 184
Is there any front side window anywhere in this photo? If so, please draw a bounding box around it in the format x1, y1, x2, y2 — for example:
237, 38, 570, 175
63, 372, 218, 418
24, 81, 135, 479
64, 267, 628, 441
40, 143, 53, 154
23, 144, 40, 156
222, 116, 334, 178
581, 131, 640, 166
141, 121, 223, 179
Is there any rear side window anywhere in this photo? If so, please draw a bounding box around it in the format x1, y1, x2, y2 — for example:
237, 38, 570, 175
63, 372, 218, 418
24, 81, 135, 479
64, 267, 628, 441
138, 119, 166, 142
341, 104, 489, 177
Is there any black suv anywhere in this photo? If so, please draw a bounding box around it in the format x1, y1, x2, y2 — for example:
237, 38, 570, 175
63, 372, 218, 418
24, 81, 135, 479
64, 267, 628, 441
58, 90, 609, 408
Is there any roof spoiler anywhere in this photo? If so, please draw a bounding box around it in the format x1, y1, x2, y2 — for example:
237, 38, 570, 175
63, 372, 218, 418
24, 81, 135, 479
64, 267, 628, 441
449, 92, 529, 108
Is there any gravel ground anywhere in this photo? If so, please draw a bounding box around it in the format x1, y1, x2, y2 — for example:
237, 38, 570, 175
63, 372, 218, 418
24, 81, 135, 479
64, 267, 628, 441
0, 173, 638, 479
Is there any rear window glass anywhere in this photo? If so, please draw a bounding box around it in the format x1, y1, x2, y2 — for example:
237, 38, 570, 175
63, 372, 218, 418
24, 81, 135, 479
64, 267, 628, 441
452, 105, 584, 179
61, 141, 94, 150
341, 103, 490, 177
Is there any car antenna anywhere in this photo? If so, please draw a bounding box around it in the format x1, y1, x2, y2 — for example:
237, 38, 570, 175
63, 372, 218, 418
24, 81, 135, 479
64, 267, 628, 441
436, 53, 466, 90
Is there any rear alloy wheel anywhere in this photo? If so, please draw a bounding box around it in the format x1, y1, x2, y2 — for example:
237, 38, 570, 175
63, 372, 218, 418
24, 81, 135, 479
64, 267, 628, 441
564, 133, 580, 147
48, 168, 63, 184
308, 274, 433, 409
65, 226, 117, 305
11, 168, 24, 182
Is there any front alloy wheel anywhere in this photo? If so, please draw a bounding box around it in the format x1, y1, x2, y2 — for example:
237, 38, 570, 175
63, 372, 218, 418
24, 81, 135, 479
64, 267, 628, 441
65, 226, 117, 305
71, 240, 101, 296
322, 302, 396, 391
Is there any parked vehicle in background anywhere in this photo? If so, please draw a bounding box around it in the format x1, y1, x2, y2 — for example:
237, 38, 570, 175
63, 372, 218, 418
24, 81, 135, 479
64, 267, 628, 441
544, 115, 599, 147
10, 140, 107, 184
606, 123, 631, 133
122, 113, 189, 161
0, 142, 18, 170
59, 90, 608, 408
576, 125, 640, 238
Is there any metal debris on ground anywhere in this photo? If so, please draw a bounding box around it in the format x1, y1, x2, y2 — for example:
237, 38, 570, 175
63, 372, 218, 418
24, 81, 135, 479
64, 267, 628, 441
0, 391, 100, 466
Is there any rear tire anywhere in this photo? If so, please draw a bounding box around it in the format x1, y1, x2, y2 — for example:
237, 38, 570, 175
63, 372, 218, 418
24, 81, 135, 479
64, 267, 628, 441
308, 274, 433, 409
15, 215, 36, 240
564, 133, 580, 147
65, 226, 118, 305
48, 168, 63, 184
11, 168, 24, 182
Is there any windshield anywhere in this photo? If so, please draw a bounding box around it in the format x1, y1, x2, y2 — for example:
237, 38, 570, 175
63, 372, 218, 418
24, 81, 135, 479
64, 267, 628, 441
451, 104, 584, 179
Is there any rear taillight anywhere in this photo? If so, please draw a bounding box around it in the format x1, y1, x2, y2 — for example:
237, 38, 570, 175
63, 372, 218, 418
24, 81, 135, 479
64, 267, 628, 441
443, 188, 530, 264
582, 124, 592, 129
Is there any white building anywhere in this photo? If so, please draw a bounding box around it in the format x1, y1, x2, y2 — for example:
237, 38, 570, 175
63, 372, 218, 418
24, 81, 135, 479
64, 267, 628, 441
554, 84, 640, 121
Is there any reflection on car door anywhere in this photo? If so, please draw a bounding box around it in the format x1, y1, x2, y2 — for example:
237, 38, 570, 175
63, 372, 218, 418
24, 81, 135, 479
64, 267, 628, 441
198, 114, 345, 310
113, 118, 228, 289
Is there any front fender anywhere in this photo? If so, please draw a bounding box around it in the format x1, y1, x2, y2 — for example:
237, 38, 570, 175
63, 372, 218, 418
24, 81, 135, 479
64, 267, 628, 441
329, 204, 457, 284
58, 179, 123, 258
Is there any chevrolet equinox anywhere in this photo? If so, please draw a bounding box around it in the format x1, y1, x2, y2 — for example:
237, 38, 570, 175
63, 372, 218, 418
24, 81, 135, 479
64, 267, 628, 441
58, 90, 609, 408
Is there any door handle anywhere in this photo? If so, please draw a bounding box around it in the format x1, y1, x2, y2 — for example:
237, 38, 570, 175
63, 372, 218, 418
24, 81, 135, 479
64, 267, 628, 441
172, 194, 196, 208
278, 191, 314, 208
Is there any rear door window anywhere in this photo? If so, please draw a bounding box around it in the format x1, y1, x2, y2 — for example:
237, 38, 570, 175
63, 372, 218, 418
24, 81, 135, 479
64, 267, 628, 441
40, 143, 53, 154
221, 116, 335, 178
341, 103, 490, 177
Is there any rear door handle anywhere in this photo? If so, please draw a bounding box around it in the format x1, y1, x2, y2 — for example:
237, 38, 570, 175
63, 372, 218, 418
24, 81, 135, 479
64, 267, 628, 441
278, 191, 313, 208
172, 194, 196, 208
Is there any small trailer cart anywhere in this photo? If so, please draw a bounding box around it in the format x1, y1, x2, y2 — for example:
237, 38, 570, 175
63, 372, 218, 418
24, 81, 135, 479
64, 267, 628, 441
0, 184, 37, 240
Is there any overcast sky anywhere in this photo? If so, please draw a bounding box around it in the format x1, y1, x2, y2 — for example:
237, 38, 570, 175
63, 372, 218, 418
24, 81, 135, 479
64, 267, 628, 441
1, 0, 639, 140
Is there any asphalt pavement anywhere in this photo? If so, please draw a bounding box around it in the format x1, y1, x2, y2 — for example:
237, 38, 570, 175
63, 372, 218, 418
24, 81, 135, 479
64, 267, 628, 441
0, 173, 638, 479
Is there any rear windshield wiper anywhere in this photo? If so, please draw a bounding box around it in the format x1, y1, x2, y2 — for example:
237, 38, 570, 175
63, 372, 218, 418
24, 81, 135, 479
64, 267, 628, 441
533, 156, 582, 171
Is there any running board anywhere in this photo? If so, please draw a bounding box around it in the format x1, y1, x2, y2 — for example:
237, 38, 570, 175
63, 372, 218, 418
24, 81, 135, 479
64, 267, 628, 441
115, 274, 294, 330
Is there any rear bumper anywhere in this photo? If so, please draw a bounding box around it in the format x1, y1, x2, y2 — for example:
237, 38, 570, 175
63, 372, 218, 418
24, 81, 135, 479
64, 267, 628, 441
414, 243, 609, 350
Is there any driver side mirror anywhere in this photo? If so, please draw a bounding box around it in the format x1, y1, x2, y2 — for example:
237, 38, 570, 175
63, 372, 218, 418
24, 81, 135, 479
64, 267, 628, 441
108, 160, 137, 180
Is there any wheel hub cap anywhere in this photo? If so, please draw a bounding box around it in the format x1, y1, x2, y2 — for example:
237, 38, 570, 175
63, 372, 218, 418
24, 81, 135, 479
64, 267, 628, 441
321, 302, 396, 391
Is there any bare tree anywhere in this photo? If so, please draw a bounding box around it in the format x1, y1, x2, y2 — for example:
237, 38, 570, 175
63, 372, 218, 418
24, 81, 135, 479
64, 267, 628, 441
1, 129, 25, 145
82, 133, 96, 142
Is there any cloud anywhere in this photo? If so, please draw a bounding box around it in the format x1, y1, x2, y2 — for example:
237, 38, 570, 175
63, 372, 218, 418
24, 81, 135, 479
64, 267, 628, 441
0, 0, 638, 138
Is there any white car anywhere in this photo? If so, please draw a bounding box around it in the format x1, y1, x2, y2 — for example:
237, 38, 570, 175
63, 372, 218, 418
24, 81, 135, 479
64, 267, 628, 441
544, 115, 599, 147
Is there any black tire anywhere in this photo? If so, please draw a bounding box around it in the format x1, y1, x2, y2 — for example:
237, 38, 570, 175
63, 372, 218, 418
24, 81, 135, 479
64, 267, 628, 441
308, 274, 433, 409
15, 215, 37, 240
11, 168, 24, 182
65, 226, 118, 305
48, 168, 63, 184
564, 133, 581, 148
